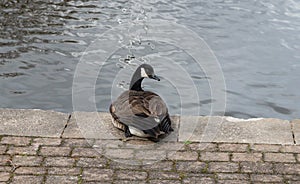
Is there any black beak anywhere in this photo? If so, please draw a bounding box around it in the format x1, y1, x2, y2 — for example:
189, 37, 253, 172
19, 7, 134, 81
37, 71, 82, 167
149, 75, 160, 81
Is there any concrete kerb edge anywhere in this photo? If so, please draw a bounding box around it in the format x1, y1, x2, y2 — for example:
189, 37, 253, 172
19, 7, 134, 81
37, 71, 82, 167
0, 108, 298, 145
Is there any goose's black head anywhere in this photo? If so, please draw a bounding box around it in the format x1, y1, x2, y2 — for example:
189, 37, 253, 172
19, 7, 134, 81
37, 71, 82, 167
130, 64, 160, 91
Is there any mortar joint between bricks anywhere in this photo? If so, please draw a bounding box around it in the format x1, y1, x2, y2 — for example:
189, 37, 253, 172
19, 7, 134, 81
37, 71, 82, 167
77, 167, 83, 184
294, 153, 299, 163
237, 161, 242, 173
212, 173, 218, 183
69, 147, 75, 157
111, 167, 117, 182
229, 152, 233, 161
36, 144, 42, 156
7, 172, 14, 184
247, 143, 253, 153
146, 170, 150, 181
106, 159, 111, 169
3, 144, 9, 154
262, 152, 265, 162
171, 160, 176, 172
42, 165, 49, 184
197, 150, 201, 161
73, 157, 80, 167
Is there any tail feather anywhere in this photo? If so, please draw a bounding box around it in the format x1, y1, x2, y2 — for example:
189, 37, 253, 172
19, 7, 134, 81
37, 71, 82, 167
143, 125, 160, 138
160, 115, 173, 133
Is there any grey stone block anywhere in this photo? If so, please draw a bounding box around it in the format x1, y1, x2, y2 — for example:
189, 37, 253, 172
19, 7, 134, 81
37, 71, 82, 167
63, 112, 179, 142
179, 116, 294, 144
291, 119, 300, 144
63, 112, 116, 139
0, 108, 69, 137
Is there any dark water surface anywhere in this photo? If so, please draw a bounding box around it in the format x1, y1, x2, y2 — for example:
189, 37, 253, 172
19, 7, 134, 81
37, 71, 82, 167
0, 0, 299, 120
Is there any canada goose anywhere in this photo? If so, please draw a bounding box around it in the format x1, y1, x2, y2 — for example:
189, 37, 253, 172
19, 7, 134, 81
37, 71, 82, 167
109, 64, 173, 141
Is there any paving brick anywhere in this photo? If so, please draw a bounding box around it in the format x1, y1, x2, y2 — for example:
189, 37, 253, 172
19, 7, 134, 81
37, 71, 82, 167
0, 166, 11, 172
232, 153, 262, 162
264, 153, 296, 163
141, 161, 173, 171
109, 160, 140, 170
251, 174, 284, 182
183, 176, 215, 184
62, 138, 92, 147
11, 175, 43, 184
82, 168, 113, 181
149, 171, 181, 180
76, 157, 107, 168
82, 182, 111, 184
200, 152, 229, 161
44, 157, 75, 167
0, 146, 6, 154
217, 173, 249, 180
7, 146, 38, 155
156, 142, 187, 151
167, 151, 198, 161
12, 155, 43, 166
217, 180, 250, 184
114, 180, 148, 184
115, 170, 147, 180
39, 146, 71, 156
251, 144, 282, 152
240, 162, 274, 173
105, 149, 134, 159
209, 162, 239, 173
218, 143, 249, 152
1, 137, 31, 146
72, 148, 101, 157
14, 166, 46, 175
135, 150, 167, 160
0, 172, 10, 182
189, 143, 218, 151
285, 174, 300, 181
47, 167, 81, 175
149, 180, 181, 184
281, 145, 300, 153
45, 175, 78, 184
32, 138, 61, 146
274, 163, 300, 174
0, 155, 10, 166
176, 161, 206, 172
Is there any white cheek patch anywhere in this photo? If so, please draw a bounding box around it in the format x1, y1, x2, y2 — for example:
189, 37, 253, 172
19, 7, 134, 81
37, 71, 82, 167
141, 67, 148, 78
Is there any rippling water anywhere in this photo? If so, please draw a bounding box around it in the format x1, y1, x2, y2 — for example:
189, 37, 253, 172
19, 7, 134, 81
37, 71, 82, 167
0, 0, 299, 120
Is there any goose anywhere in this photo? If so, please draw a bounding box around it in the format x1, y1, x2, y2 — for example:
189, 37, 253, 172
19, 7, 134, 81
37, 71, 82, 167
109, 64, 173, 141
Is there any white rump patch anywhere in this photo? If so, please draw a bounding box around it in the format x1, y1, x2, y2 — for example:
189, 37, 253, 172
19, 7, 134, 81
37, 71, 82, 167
154, 117, 160, 123
129, 126, 149, 137
141, 67, 148, 78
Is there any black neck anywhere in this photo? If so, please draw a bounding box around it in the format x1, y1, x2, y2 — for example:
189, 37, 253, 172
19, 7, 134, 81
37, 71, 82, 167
129, 68, 144, 91
130, 77, 144, 91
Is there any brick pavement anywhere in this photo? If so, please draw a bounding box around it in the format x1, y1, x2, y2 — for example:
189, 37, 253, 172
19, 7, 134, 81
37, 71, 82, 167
0, 135, 300, 183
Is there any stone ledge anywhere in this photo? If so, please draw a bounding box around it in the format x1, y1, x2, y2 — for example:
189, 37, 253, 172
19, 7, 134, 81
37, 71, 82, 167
0, 108, 69, 138
291, 119, 300, 144
179, 116, 294, 144
0, 108, 297, 145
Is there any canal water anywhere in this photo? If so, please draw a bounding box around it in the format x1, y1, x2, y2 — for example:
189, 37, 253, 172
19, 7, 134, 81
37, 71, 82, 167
0, 0, 299, 120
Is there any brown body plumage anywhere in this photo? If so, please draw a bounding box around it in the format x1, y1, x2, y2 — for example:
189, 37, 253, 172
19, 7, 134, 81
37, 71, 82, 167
109, 64, 173, 141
